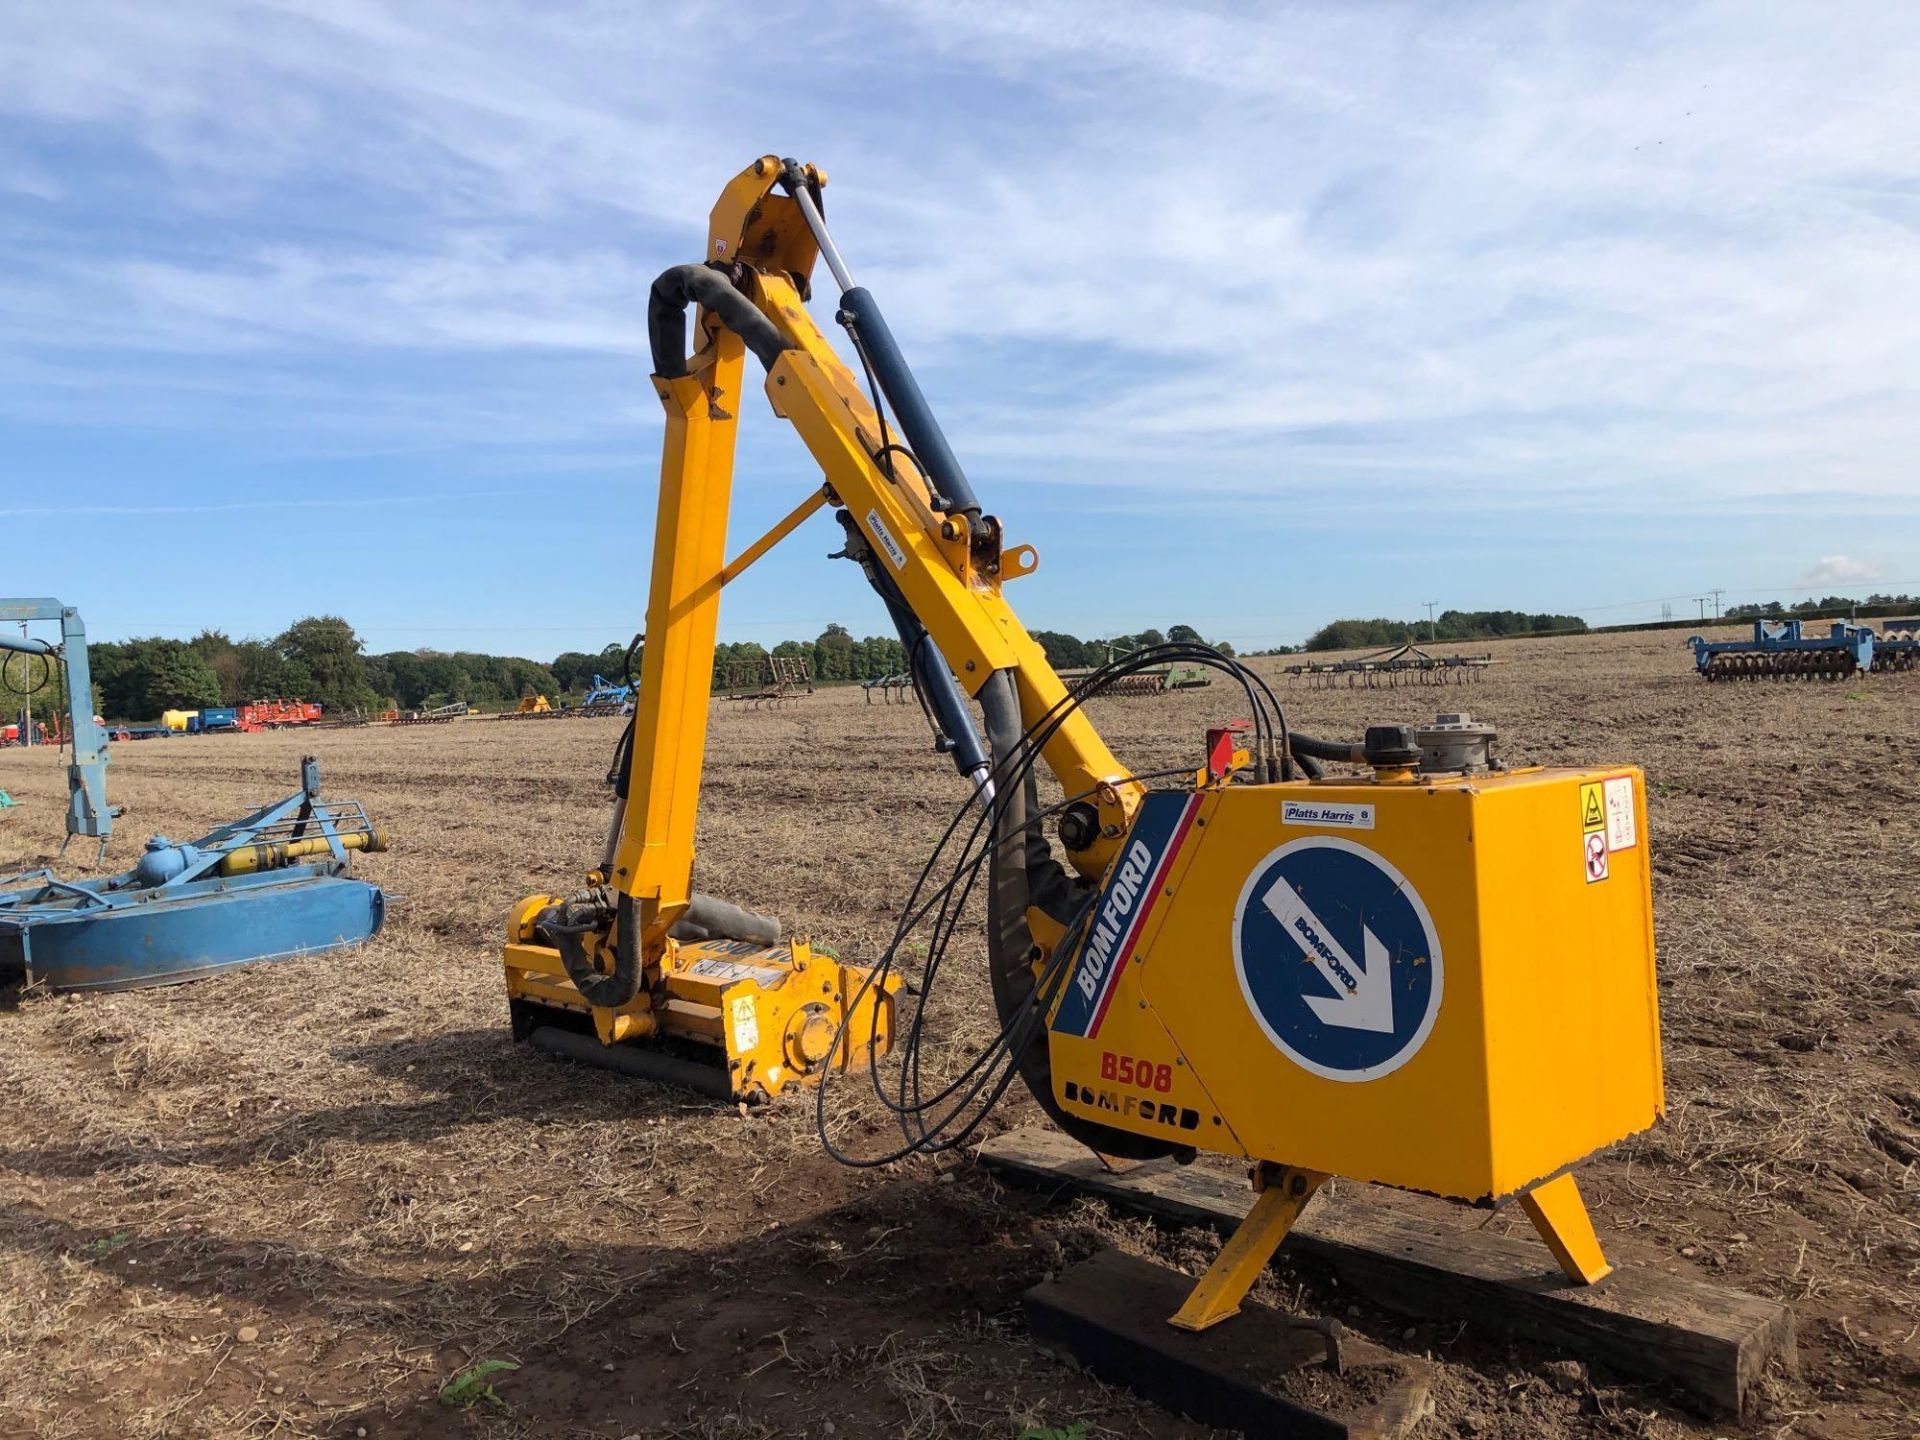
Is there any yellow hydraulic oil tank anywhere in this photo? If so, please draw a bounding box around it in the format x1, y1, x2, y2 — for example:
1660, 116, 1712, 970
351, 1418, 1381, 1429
162, 709, 196, 732
1047, 764, 1661, 1204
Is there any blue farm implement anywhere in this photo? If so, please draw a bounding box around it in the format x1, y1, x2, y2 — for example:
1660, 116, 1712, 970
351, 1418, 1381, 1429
0, 757, 388, 993
1872, 618, 1920, 673
1689, 620, 1875, 681
578, 674, 635, 716
186, 707, 241, 734
0, 598, 116, 858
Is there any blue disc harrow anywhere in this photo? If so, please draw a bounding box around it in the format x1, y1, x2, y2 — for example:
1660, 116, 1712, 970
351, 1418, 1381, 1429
1689, 620, 1875, 681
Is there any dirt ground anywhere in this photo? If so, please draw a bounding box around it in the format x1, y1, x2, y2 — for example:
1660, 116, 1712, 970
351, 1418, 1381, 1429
3, 627, 1917, 1440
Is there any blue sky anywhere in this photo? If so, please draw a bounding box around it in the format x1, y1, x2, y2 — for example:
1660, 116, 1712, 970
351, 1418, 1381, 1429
4, 0, 1917, 656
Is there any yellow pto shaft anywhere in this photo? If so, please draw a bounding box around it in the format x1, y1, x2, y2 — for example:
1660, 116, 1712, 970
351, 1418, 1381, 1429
218, 828, 389, 877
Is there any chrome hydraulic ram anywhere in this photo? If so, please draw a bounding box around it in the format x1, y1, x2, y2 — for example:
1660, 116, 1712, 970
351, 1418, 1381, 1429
782, 163, 985, 535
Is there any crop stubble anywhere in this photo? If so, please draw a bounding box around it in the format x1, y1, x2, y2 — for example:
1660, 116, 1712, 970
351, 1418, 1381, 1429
1, 627, 1916, 1438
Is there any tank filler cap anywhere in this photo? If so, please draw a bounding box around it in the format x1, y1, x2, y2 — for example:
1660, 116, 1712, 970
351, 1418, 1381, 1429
1413, 711, 1499, 774
1362, 725, 1422, 777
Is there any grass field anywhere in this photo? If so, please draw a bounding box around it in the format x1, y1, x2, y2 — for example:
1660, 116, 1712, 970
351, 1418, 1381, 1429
3, 627, 1917, 1439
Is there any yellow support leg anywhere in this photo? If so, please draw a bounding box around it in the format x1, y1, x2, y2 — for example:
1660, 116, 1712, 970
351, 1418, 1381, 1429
1518, 1172, 1613, 1284
1169, 1165, 1326, 1332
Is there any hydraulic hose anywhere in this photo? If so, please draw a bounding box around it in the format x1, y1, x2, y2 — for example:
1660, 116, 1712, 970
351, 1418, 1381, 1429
671, 894, 780, 946
0, 648, 52, 696
541, 888, 779, 1007
979, 670, 1183, 1162
1289, 732, 1366, 765
546, 890, 643, 1010
648, 264, 792, 378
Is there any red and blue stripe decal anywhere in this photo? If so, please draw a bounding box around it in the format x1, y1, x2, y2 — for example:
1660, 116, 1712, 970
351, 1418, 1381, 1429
1051, 791, 1203, 1040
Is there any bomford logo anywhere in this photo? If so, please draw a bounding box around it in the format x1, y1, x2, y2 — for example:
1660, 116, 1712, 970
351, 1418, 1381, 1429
1289, 913, 1358, 992
1063, 1080, 1200, 1132
1075, 839, 1155, 1002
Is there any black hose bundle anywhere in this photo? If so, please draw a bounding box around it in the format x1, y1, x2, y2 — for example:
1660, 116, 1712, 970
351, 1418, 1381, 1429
539, 886, 779, 1009
541, 888, 644, 1010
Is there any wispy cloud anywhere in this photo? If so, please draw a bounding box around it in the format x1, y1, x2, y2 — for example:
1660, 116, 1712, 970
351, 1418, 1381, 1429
1802, 554, 1882, 587
8, 1, 1914, 500
1, 1, 1915, 646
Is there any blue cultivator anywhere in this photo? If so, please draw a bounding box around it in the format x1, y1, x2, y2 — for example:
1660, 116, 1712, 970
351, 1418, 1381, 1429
0, 757, 387, 993
1688, 620, 1875, 681
578, 673, 636, 715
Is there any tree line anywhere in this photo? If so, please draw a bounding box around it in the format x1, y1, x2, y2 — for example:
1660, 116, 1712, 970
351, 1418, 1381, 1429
1296, 610, 1588, 653
89, 620, 376, 720
1725, 592, 1918, 621
1029, 625, 1231, 668
87, 597, 1920, 718
76, 617, 1241, 721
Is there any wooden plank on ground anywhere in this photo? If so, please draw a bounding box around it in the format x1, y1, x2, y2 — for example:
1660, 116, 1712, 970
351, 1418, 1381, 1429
979, 1126, 1794, 1416
1027, 1250, 1434, 1440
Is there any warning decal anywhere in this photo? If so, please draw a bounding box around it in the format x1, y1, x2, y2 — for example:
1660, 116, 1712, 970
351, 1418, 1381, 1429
1580, 783, 1605, 833
687, 957, 764, 985
730, 995, 760, 1054
1584, 830, 1610, 884
1603, 776, 1637, 851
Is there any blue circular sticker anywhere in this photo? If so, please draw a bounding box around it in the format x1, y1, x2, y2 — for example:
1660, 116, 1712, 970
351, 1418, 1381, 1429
1231, 837, 1443, 1082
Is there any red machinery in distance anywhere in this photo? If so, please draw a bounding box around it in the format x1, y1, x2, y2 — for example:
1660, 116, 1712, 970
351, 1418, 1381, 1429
240, 699, 323, 730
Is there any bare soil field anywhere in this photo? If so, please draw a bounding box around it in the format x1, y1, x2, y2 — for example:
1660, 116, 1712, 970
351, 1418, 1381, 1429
3, 626, 1917, 1439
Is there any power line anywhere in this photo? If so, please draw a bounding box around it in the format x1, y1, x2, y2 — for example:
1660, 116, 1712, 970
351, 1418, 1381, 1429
1563, 576, 1919, 614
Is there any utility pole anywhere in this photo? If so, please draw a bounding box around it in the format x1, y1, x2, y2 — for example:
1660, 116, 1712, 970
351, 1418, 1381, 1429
1709, 587, 1724, 619
1697, 597, 1707, 622
16, 621, 27, 749
1423, 601, 1438, 643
